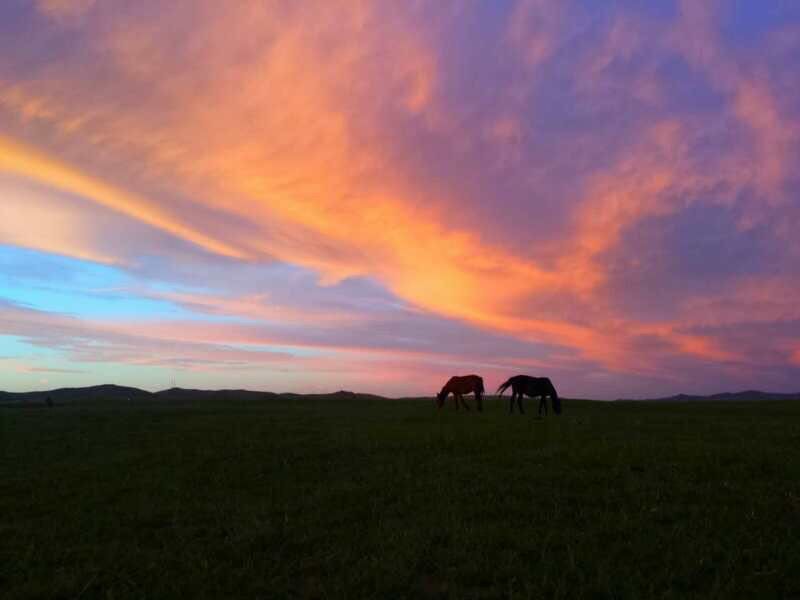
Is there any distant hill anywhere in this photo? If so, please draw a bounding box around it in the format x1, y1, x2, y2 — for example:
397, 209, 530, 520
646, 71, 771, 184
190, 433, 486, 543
0, 384, 153, 405
156, 387, 281, 402
2, 385, 799, 405
156, 388, 388, 402
624, 390, 800, 402
0, 385, 389, 405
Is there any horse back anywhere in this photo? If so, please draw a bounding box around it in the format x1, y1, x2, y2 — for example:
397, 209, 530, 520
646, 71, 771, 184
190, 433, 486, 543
446, 374, 483, 393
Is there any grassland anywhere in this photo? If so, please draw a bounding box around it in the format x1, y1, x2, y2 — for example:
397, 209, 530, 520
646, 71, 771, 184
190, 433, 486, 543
2, 396, 800, 599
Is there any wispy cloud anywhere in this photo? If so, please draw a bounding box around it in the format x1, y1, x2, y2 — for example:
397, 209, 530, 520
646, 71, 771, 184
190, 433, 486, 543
22, 366, 85, 374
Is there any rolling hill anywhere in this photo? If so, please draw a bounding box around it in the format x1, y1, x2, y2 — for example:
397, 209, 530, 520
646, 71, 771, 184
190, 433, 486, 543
2, 384, 799, 405
0, 384, 389, 405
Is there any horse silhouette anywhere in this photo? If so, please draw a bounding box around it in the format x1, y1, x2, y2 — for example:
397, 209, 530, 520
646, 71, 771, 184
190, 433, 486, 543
436, 375, 485, 411
497, 375, 561, 415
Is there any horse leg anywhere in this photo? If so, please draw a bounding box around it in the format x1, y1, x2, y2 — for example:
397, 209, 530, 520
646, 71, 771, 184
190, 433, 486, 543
518, 393, 525, 415
461, 394, 471, 410
509, 391, 515, 413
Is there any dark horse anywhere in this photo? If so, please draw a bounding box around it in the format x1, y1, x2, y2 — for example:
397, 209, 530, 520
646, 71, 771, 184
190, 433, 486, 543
497, 375, 561, 415
436, 375, 485, 411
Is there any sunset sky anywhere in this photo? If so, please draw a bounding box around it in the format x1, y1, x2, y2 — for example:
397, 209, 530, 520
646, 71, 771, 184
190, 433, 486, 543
1, 1, 799, 398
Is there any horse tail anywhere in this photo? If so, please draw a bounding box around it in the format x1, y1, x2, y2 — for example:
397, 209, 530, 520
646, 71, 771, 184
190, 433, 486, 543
496, 377, 513, 397
548, 379, 562, 415
476, 377, 485, 395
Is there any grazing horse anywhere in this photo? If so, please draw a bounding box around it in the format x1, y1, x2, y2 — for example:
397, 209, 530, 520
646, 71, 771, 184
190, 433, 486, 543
496, 375, 561, 416
436, 375, 485, 411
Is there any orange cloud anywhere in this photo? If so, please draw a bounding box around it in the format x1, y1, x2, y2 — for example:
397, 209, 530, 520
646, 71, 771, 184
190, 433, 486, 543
0, 176, 117, 264
0, 3, 567, 338
1, 0, 798, 390
144, 290, 365, 326
0, 137, 247, 259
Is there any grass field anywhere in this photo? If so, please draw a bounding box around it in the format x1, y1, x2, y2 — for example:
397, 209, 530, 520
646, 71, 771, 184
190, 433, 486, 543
3, 396, 800, 599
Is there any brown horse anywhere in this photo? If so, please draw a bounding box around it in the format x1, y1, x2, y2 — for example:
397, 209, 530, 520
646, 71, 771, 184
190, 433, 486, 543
497, 375, 561, 415
436, 375, 485, 411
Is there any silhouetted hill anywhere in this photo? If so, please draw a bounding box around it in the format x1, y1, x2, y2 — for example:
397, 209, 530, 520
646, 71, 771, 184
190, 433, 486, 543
0, 385, 389, 405
276, 390, 389, 402
3, 385, 798, 406
156, 387, 281, 402
0, 384, 153, 404
625, 390, 800, 402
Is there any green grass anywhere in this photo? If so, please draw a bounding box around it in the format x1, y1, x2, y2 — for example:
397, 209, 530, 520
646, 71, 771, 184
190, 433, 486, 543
3, 397, 800, 599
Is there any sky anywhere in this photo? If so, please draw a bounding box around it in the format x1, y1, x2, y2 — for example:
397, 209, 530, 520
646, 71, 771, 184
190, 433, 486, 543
0, 0, 799, 398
